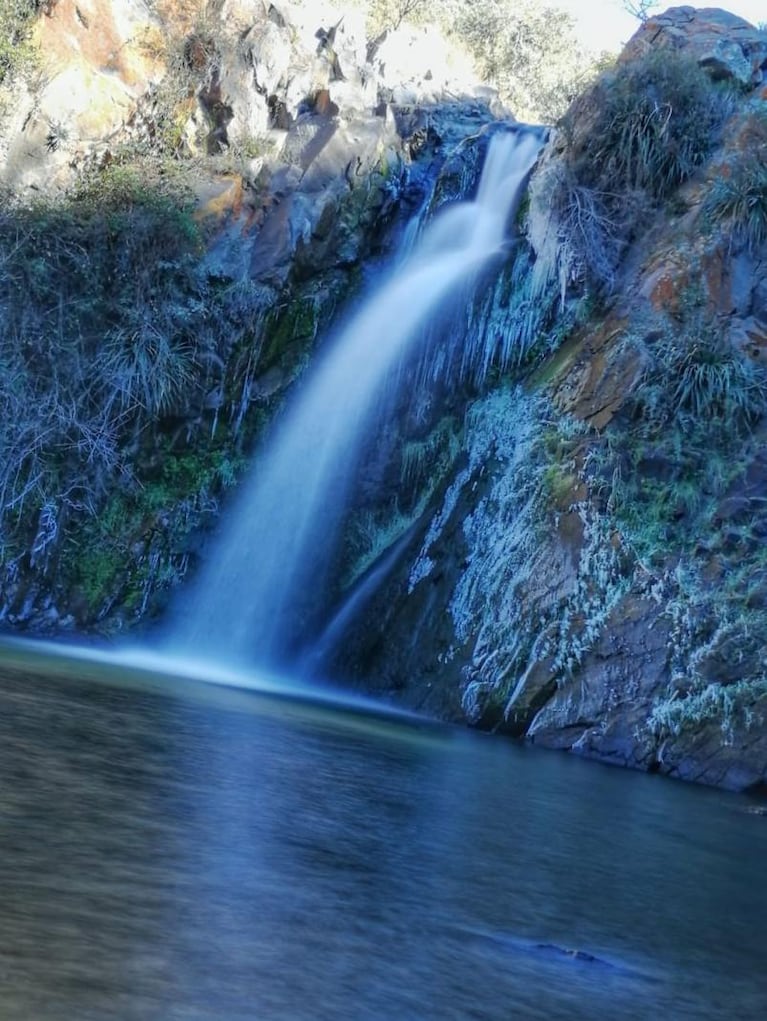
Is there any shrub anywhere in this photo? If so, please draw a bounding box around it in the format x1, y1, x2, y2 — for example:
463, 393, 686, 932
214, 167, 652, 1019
705, 156, 767, 254
565, 51, 729, 199
590, 302, 767, 570
635, 316, 767, 430
0, 150, 279, 622
451, 0, 600, 122
0, 176, 206, 542
536, 50, 732, 292
529, 158, 636, 293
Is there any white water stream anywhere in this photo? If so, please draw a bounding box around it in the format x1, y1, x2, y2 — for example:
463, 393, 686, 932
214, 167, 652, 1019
171, 128, 543, 665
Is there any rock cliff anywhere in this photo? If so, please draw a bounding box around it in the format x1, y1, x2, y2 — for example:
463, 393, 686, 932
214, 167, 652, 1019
3, 2, 767, 792
0, 0, 496, 628
326, 7, 767, 792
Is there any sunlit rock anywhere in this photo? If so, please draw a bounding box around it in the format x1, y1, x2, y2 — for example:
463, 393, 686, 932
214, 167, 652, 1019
1, 0, 163, 192
621, 6, 767, 88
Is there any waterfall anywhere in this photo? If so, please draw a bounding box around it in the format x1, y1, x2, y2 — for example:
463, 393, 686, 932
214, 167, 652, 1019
169, 127, 543, 668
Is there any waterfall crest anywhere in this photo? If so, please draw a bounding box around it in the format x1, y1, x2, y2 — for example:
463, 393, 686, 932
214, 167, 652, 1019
169, 127, 543, 667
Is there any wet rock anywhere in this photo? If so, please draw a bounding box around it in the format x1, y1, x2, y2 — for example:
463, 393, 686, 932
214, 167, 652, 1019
551, 318, 640, 428
503, 657, 558, 736
713, 495, 752, 522
516, 588, 669, 771
312, 88, 339, 117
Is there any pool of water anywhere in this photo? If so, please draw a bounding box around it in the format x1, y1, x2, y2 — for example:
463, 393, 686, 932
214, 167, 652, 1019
1, 639, 766, 1019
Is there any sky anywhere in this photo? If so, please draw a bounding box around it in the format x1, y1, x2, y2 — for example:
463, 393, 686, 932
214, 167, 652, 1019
554, 0, 765, 53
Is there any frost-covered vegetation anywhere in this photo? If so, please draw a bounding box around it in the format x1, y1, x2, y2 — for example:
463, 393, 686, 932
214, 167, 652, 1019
0, 166, 266, 620
704, 109, 767, 255
530, 51, 733, 293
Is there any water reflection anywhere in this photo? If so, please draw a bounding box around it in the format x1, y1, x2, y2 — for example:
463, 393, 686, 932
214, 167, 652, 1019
0, 658, 766, 1020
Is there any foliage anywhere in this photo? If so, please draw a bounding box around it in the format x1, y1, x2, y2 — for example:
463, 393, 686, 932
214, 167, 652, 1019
648, 678, 767, 743
69, 445, 243, 619
145, 27, 217, 157
705, 154, 767, 255
535, 50, 731, 292
368, 0, 433, 32
140, 2, 257, 160
448, 0, 599, 122
0, 165, 272, 617
621, 0, 660, 20
587, 299, 767, 574
0, 180, 199, 530
327, 0, 603, 122
575, 53, 729, 199
634, 316, 767, 430
400, 416, 460, 490
0, 0, 44, 86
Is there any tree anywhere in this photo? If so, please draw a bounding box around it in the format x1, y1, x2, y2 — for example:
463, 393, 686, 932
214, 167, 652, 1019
621, 1, 660, 21
451, 0, 597, 122
298, 0, 604, 123
369, 0, 433, 31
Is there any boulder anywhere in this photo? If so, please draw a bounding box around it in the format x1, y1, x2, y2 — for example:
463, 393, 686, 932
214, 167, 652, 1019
621, 6, 767, 88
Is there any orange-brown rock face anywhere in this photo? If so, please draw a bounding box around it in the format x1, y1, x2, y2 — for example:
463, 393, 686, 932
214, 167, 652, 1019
1, 0, 164, 192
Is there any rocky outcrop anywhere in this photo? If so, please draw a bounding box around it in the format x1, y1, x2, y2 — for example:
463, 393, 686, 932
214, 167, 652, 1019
328, 8, 767, 792
620, 6, 767, 88
1, 0, 164, 193
0, 0, 496, 339
0, 0, 490, 195
4, 3, 767, 793
0, 0, 500, 631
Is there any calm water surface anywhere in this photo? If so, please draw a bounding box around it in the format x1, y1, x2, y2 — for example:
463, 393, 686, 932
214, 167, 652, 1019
1, 644, 766, 1020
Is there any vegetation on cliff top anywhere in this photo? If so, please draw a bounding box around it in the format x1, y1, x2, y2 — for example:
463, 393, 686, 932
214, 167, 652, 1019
340, 0, 605, 120
2, 0, 603, 124
532, 50, 735, 295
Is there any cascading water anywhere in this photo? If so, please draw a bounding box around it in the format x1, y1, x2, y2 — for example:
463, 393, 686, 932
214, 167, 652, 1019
170, 127, 543, 668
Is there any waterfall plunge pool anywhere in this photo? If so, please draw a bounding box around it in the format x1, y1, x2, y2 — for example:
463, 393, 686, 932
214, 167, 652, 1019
1, 638, 766, 1020
0, 114, 760, 1021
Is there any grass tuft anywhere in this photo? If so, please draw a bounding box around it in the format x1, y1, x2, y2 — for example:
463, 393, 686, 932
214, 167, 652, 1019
534, 50, 732, 292
705, 156, 767, 255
